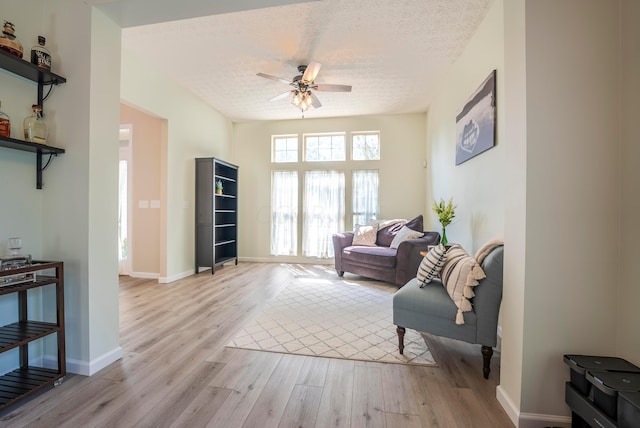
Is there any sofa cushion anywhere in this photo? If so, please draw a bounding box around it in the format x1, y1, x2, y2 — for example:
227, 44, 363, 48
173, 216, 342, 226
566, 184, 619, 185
342, 245, 397, 268
390, 226, 423, 249
352, 223, 378, 246
376, 215, 424, 247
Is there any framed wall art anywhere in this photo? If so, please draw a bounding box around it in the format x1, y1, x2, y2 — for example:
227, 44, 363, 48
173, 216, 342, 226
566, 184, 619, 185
455, 70, 496, 165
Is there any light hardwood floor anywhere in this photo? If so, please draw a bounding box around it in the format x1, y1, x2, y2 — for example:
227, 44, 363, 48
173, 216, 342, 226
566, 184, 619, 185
0, 262, 513, 427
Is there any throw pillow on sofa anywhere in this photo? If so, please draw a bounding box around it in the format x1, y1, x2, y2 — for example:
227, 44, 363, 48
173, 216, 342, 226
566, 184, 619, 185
389, 226, 423, 249
377, 215, 424, 247
352, 223, 378, 246
416, 244, 447, 287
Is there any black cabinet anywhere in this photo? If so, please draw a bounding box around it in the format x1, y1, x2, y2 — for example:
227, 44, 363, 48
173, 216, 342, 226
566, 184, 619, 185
0, 261, 66, 411
0, 49, 66, 189
195, 158, 239, 273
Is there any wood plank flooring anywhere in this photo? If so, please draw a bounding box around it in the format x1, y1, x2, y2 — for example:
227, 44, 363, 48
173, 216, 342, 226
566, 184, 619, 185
0, 262, 513, 427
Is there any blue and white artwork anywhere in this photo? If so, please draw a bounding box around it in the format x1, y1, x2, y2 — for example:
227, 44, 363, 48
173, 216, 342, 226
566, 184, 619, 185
455, 70, 496, 165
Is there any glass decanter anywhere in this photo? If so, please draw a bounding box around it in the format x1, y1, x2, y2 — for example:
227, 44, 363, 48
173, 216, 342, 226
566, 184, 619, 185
23, 104, 47, 144
0, 21, 23, 59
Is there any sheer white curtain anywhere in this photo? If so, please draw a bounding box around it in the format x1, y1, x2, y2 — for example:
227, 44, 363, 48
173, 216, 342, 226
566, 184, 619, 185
303, 171, 345, 258
352, 170, 379, 226
271, 171, 298, 256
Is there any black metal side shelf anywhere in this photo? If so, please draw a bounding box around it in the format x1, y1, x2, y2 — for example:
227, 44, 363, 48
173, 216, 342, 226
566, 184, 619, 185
0, 49, 67, 189
0, 261, 66, 412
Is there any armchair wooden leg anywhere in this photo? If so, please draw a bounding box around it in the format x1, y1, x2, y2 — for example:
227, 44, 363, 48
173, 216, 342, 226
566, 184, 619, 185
396, 326, 405, 354
481, 346, 493, 379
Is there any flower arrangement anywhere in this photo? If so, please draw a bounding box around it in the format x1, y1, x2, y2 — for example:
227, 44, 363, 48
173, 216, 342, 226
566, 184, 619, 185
432, 197, 456, 244
216, 180, 223, 194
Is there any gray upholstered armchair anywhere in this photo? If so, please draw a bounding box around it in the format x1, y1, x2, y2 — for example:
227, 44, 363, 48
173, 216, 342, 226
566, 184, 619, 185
393, 245, 504, 378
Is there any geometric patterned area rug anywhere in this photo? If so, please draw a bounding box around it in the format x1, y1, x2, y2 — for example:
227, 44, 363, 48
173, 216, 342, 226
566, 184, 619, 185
226, 265, 436, 366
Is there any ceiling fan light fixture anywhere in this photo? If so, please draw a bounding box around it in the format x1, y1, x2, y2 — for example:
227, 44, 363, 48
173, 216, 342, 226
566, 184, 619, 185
291, 91, 301, 106
258, 60, 351, 115
292, 90, 312, 112
291, 89, 313, 112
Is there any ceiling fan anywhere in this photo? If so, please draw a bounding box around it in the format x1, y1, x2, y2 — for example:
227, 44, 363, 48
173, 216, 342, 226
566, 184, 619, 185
257, 60, 352, 112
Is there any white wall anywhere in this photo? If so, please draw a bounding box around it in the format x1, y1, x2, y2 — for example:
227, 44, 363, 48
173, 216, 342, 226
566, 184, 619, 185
0, 1, 48, 374
618, 0, 640, 366
120, 48, 233, 281
0, 0, 123, 375
425, 0, 505, 254
501, 0, 527, 420
232, 113, 427, 262
40, 0, 123, 374
498, 0, 627, 425
519, 0, 620, 418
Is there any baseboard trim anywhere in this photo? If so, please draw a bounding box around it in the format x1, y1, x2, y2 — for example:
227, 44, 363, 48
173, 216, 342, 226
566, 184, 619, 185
497, 385, 519, 427
130, 272, 160, 279
519, 413, 571, 428
159, 269, 195, 284
239, 256, 333, 265
496, 385, 571, 428
44, 346, 124, 376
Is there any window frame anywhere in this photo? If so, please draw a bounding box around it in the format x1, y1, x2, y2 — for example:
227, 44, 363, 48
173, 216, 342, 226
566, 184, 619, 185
303, 132, 346, 162
271, 134, 299, 163
351, 131, 381, 161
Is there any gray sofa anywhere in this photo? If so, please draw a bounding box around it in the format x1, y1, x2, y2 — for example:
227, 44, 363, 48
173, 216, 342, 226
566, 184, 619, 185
393, 245, 504, 378
332, 215, 441, 286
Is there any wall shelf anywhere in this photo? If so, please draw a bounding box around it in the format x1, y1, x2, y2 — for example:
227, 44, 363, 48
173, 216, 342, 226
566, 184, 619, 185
0, 49, 67, 189
0, 49, 66, 87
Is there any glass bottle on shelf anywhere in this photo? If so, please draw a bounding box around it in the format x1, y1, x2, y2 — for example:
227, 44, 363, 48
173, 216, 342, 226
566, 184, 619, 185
0, 21, 23, 59
0, 101, 10, 138
30, 35, 51, 70
23, 105, 47, 144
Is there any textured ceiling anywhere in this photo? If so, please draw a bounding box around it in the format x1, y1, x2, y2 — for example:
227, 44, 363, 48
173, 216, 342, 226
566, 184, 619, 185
120, 0, 494, 122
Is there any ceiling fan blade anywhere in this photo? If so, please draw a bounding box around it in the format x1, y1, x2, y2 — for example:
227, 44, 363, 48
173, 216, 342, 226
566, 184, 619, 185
257, 72, 291, 85
314, 84, 352, 92
302, 60, 321, 83
268, 91, 292, 102
310, 92, 322, 109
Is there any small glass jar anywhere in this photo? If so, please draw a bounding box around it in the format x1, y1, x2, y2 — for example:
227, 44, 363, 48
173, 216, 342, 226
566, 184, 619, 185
0, 21, 23, 59
23, 105, 47, 144
0, 101, 10, 138
31, 35, 51, 71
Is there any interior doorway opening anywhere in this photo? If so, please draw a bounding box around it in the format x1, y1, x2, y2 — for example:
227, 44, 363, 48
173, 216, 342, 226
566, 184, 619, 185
118, 124, 133, 275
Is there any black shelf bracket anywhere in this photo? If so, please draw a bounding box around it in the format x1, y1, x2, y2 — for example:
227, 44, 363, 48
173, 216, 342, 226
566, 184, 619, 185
0, 136, 65, 189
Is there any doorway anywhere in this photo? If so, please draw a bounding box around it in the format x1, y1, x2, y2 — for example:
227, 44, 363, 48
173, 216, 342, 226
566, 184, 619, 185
118, 124, 132, 275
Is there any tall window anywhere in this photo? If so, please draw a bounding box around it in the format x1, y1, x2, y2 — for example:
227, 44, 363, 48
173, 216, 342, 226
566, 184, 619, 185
304, 134, 346, 161
352, 170, 379, 226
352, 132, 380, 160
271, 130, 380, 258
271, 171, 298, 255
272, 135, 298, 163
303, 171, 345, 258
